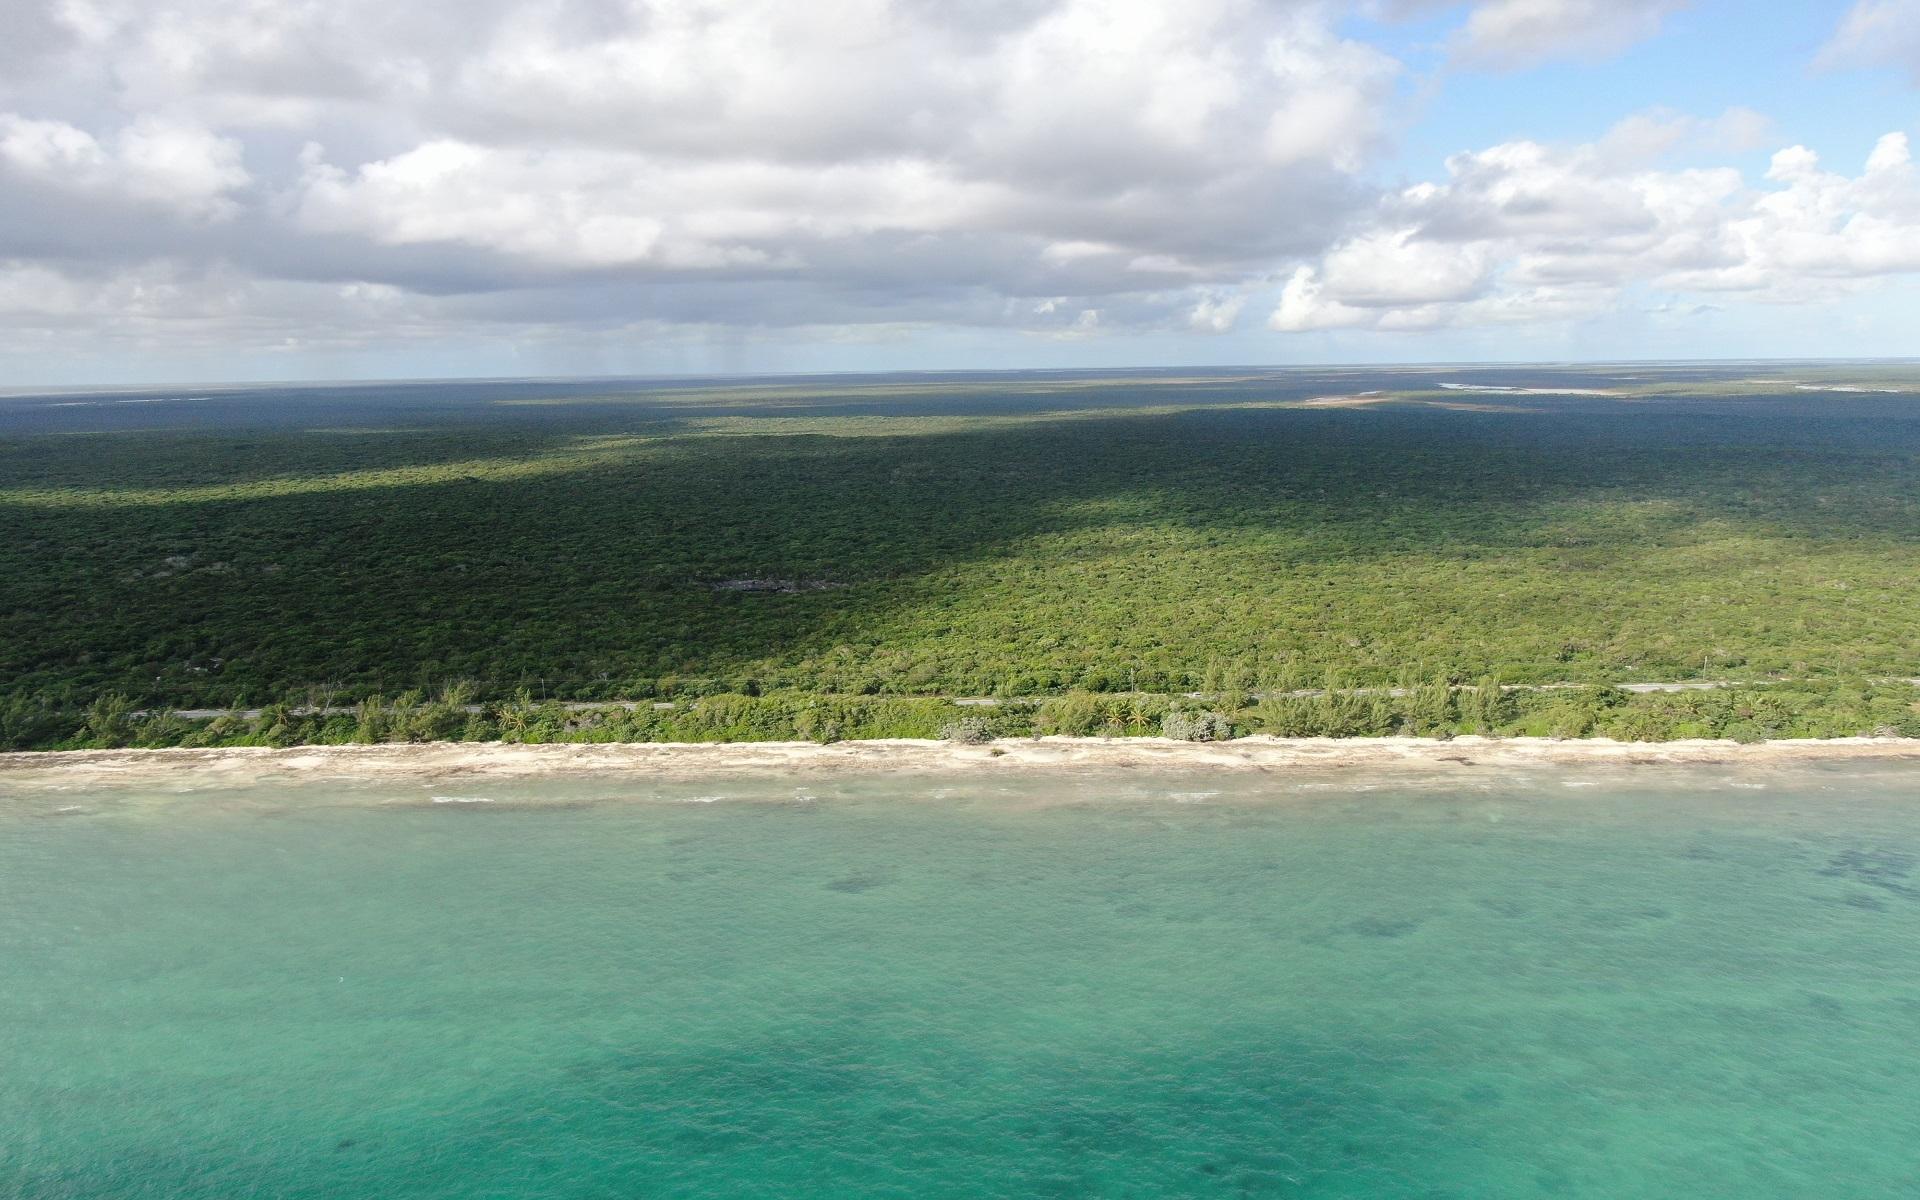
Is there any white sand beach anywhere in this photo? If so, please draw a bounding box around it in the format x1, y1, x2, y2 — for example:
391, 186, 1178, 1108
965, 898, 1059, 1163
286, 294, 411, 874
2, 735, 1916, 791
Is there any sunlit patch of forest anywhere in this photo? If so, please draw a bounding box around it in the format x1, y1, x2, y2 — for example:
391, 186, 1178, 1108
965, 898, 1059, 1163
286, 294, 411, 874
4, 364, 1919, 748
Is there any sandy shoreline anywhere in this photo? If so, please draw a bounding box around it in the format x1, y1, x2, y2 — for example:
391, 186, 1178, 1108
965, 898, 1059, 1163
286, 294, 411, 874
2, 735, 1917, 790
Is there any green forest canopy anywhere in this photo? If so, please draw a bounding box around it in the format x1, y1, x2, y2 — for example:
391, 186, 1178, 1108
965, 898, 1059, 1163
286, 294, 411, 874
3, 364, 1918, 746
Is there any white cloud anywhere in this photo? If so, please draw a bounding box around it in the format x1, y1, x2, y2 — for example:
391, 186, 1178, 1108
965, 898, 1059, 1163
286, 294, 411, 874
1451, 0, 1687, 69
296, 141, 735, 269
1679, 134, 1920, 286
1316, 229, 1496, 306
1261, 16, 1401, 169
1188, 292, 1246, 332
0, 113, 248, 219
1593, 107, 1773, 165
0, 0, 1399, 344
1, 0, 1917, 368
1271, 127, 1920, 333
1818, 1, 1920, 83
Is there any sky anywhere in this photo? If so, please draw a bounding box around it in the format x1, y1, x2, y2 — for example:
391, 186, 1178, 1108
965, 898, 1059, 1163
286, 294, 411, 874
4, 0, 1920, 384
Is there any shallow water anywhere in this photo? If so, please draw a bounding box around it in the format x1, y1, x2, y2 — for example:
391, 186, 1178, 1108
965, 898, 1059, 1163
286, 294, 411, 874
4, 764, 1919, 1198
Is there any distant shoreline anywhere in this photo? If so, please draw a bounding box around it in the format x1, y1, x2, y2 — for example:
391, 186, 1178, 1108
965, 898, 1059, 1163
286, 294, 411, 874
3, 735, 1918, 790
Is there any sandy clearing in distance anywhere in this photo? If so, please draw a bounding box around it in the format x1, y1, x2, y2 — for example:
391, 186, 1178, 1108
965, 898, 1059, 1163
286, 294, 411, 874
1298, 394, 1537, 413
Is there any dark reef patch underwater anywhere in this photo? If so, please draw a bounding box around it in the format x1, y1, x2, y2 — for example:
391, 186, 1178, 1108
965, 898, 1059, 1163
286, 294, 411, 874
4, 763, 1920, 1197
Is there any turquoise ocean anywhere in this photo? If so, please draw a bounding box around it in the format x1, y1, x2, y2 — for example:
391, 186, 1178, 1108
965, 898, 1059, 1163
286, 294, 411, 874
4, 763, 1919, 1198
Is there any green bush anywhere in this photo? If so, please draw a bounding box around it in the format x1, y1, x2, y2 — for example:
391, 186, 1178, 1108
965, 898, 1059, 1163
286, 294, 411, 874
1033, 691, 1104, 737
940, 717, 994, 745
1161, 709, 1232, 742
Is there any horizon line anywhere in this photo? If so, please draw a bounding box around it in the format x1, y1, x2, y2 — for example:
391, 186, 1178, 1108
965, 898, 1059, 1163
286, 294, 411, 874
6, 356, 1920, 398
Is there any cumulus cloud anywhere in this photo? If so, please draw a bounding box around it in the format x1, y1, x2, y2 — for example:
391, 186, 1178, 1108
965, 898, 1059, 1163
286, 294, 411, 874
1188, 292, 1247, 332
0, 0, 1915, 372
1680, 133, 1920, 286
278, 0, 1396, 278
1, 0, 1403, 351
0, 114, 249, 220
1271, 124, 1920, 333
1450, 0, 1687, 69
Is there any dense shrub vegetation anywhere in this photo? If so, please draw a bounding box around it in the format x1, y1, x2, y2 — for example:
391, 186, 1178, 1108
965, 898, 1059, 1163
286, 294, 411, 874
8, 678, 1919, 751
4, 365, 1919, 749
